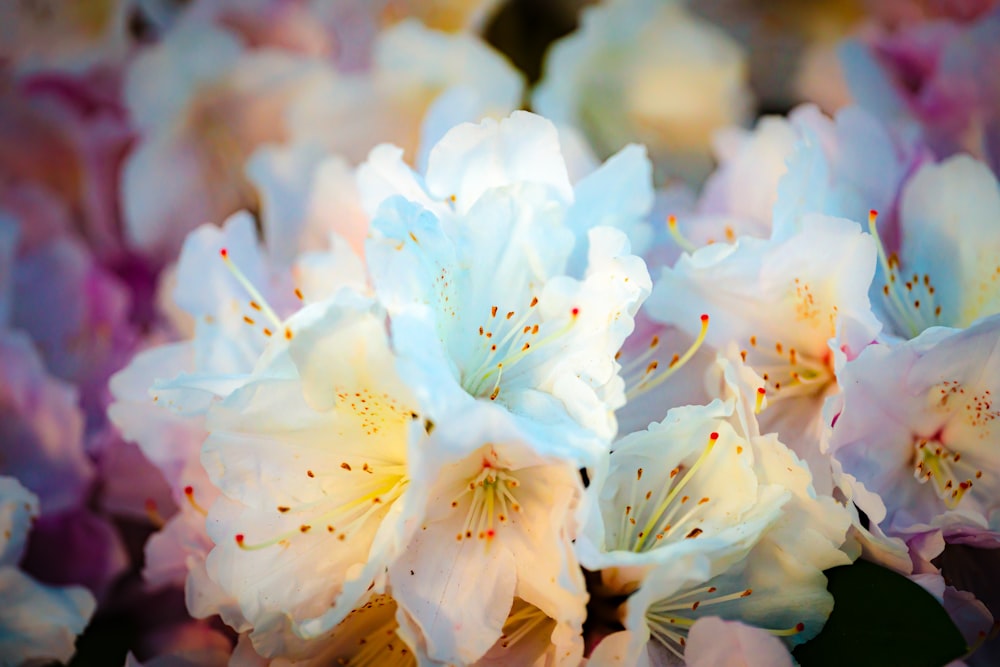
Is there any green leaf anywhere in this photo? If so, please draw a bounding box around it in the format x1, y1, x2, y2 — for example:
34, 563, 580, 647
793, 559, 967, 667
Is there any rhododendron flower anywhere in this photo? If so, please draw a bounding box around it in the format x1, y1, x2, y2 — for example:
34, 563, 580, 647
385, 403, 587, 666
364, 111, 652, 464
201, 290, 422, 659
577, 400, 790, 582
244, 145, 371, 267
283, 18, 523, 170
533, 0, 753, 185
693, 114, 801, 242
329, 0, 505, 70
829, 314, 1000, 549
9, 232, 136, 427
647, 214, 881, 486
662, 101, 925, 261
590, 604, 802, 666
582, 356, 850, 664
109, 210, 359, 627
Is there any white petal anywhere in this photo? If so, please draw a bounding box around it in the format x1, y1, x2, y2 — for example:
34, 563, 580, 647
425, 111, 573, 214
684, 617, 794, 667
0, 567, 95, 665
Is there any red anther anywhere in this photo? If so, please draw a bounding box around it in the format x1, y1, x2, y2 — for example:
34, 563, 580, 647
235, 534, 245, 545
220, 248, 229, 258
795, 623, 805, 632
700, 314, 709, 322
184, 485, 194, 496
709, 432, 719, 440
757, 387, 766, 395
571, 307, 580, 316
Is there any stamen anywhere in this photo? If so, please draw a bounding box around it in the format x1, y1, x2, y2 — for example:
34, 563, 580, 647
184, 485, 208, 516
653, 587, 754, 613
630, 431, 718, 552
746, 336, 831, 401
755, 387, 766, 414
326, 595, 409, 667
646, 585, 805, 657
498, 600, 550, 649
144, 498, 165, 527
912, 437, 983, 509
464, 300, 578, 400
667, 215, 698, 253
234, 475, 408, 551
619, 333, 662, 378
452, 460, 521, 543
219, 248, 283, 330
626, 315, 709, 401
768, 622, 807, 637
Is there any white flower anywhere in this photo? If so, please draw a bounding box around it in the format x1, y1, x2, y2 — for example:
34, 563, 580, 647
829, 314, 1000, 548
245, 146, 371, 269
576, 400, 790, 582
386, 403, 587, 666
201, 291, 421, 659
364, 111, 653, 464
586, 359, 850, 664
0, 476, 95, 665
533, 0, 753, 185
109, 210, 359, 631
646, 214, 881, 488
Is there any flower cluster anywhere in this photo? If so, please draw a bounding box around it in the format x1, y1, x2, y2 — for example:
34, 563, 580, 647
2, 0, 1000, 665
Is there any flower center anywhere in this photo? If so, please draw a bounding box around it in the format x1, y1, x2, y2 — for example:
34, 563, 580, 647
912, 437, 982, 509
461, 298, 580, 402
451, 451, 522, 542
646, 585, 804, 659
326, 594, 414, 667
496, 599, 554, 651
235, 461, 409, 550
740, 334, 833, 401
618, 431, 719, 553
